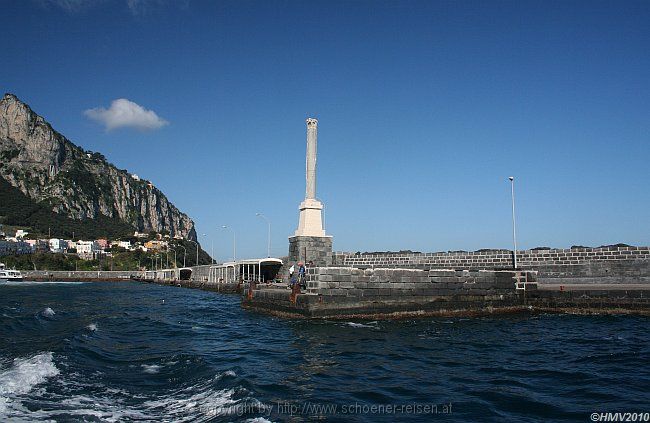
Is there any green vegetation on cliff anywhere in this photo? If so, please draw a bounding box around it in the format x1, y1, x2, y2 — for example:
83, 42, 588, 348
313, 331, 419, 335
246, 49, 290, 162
0, 176, 134, 239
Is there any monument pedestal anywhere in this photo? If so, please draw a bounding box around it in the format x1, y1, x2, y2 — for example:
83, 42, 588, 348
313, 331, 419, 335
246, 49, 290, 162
288, 235, 333, 267
295, 199, 326, 237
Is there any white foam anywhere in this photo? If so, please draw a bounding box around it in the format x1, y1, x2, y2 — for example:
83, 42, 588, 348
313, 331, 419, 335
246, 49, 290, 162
345, 322, 376, 328
0, 359, 251, 422
0, 352, 59, 396
142, 387, 237, 417
0, 352, 60, 416
246, 418, 274, 423
41, 307, 55, 318
87, 323, 97, 331
141, 364, 161, 374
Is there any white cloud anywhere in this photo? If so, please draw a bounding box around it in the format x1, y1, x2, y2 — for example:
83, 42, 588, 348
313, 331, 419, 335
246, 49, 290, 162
37, 0, 188, 15
39, 0, 99, 12
126, 0, 166, 15
84, 99, 169, 132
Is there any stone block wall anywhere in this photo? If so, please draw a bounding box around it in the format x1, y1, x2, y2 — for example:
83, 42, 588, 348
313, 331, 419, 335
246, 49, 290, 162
333, 246, 650, 285
289, 236, 333, 267
303, 267, 533, 296
243, 266, 535, 318
302, 266, 534, 316
335, 246, 650, 269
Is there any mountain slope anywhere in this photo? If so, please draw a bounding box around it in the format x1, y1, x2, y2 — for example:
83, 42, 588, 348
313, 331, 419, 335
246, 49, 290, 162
0, 93, 196, 240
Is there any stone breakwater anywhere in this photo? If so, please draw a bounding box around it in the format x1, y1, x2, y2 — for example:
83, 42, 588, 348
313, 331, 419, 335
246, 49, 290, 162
241, 267, 650, 319
242, 267, 536, 318
23, 270, 139, 282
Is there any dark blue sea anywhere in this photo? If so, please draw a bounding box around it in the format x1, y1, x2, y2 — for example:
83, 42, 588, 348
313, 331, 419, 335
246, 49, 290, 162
0, 281, 648, 422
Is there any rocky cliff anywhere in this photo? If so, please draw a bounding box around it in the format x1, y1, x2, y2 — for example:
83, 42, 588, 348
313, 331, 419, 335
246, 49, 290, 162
0, 93, 197, 240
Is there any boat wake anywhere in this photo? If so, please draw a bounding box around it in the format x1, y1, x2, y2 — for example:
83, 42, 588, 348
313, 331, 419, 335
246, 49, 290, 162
0, 352, 60, 415
0, 353, 267, 422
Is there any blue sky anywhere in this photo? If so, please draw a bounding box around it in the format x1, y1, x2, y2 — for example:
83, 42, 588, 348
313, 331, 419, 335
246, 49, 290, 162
2, 0, 649, 260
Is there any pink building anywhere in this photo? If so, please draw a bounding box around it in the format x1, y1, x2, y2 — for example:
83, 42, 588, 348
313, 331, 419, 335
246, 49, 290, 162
95, 239, 109, 249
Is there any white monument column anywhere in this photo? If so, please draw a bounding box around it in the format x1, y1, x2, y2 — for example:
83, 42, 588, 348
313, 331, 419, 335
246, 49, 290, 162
294, 118, 326, 237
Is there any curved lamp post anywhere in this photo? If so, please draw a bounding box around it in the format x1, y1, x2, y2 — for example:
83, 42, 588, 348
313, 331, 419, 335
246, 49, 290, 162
189, 234, 205, 267
256, 212, 271, 258
221, 225, 236, 262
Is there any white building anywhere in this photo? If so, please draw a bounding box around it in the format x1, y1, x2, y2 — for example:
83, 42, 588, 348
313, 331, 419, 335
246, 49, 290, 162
118, 240, 133, 250
15, 230, 28, 239
111, 240, 133, 250
49, 238, 68, 253
76, 241, 102, 260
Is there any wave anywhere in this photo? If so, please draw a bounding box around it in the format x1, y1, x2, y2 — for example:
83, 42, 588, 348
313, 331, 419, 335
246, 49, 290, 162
345, 322, 378, 329
0, 352, 59, 415
1, 363, 259, 422
141, 364, 161, 374
40, 307, 55, 318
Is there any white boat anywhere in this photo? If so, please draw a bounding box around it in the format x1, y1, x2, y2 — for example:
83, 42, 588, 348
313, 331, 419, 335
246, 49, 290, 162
0, 263, 24, 282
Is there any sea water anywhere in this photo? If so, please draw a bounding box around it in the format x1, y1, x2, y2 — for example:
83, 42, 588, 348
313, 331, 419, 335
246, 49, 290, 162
0, 281, 648, 422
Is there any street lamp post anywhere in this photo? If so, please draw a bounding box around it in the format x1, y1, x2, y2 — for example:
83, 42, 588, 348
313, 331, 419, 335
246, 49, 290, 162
256, 212, 271, 258
509, 176, 518, 269
221, 225, 236, 261
189, 239, 201, 267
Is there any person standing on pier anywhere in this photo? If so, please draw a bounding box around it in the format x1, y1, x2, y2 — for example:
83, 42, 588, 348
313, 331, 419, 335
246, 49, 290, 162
298, 262, 306, 289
